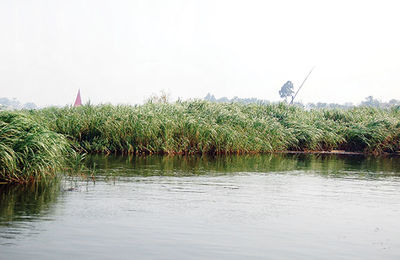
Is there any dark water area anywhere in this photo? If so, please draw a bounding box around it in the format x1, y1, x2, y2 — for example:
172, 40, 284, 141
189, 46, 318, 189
1, 154, 400, 259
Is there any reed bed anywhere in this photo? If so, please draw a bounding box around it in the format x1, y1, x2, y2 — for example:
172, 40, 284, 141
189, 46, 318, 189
0, 112, 73, 183
1, 101, 399, 183
32, 101, 400, 155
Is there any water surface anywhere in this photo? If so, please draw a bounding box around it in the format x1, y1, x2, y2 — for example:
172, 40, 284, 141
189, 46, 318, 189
1, 154, 400, 259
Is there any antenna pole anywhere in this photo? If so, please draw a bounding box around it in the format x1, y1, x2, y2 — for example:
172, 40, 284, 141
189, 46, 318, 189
290, 67, 315, 105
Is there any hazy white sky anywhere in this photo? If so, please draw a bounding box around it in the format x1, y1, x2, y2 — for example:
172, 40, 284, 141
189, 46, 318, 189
1, 0, 399, 106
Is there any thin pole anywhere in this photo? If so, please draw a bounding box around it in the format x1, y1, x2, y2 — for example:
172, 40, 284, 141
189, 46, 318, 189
290, 67, 315, 105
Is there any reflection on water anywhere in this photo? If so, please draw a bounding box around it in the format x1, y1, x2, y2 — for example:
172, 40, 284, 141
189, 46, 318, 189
0, 180, 61, 243
1, 154, 400, 259
85, 153, 400, 178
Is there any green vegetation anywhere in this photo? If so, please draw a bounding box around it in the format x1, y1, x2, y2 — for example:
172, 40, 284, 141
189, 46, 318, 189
34, 101, 400, 154
0, 112, 74, 183
1, 101, 400, 183
204, 93, 400, 109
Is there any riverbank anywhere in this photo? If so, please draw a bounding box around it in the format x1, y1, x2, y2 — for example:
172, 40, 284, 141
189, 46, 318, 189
36, 101, 400, 154
1, 101, 400, 183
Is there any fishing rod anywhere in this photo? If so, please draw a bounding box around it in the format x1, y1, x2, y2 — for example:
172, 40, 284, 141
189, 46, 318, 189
290, 66, 315, 105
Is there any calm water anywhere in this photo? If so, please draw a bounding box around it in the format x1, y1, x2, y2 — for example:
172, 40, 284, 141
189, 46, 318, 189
1, 154, 400, 259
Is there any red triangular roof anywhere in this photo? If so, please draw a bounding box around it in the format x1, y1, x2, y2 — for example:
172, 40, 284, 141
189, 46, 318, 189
74, 90, 82, 107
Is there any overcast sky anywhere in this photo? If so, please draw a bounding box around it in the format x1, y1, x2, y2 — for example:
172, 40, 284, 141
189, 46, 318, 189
1, 0, 399, 106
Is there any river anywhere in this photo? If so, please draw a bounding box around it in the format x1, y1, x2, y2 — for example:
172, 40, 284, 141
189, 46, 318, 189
1, 154, 400, 259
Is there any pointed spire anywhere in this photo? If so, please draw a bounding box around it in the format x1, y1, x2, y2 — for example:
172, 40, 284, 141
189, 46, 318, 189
74, 89, 82, 107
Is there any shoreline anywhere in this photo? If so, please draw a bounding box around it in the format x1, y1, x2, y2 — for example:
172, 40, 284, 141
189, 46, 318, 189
278, 150, 365, 155
2, 102, 400, 183
1, 149, 399, 185
92, 149, 398, 157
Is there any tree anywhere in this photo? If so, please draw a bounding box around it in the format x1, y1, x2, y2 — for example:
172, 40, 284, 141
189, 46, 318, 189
23, 102, 37, 110
279, 81, 294, 102
389, 99, 400, 106
146, 90, 170, 103
361, 96, 380, 107
204, 93, 216, 102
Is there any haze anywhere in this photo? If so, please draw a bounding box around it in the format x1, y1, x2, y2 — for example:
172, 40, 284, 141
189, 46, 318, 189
1, 0, 399, 107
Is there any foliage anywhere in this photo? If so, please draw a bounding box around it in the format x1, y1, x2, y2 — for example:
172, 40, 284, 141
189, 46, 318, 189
31, 102, 400, 155
1, 101, 399, 183
204, 93, 400, 109
145, 90, 170, 104
0, 97, 37, 110
279, 81, 295, 102
0, 112, 73, 183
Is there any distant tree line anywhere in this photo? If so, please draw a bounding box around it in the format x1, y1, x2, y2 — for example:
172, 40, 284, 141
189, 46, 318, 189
204, 93, 400, 109
1, 95, 399, 111
204, 93, 271, 105
0, 97, 37, 110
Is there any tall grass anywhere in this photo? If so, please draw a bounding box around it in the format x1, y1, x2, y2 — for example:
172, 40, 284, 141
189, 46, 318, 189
1, 101, 399, 183
0, 112, 73, 183
32, 101, 400, 155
